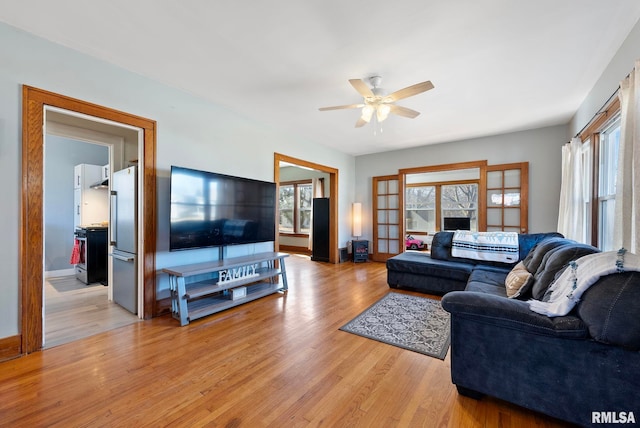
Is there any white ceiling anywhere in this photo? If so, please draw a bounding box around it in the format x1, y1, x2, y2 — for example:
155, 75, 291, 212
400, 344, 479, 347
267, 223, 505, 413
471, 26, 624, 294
2, 1, 640, 156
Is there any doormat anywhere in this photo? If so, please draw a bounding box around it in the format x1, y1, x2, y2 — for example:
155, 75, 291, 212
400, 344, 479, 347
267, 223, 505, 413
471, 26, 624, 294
340, 292, 450, 359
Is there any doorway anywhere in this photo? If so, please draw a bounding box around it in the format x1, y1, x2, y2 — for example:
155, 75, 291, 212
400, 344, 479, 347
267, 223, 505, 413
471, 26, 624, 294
274, 153, 339, 263
21, 86, 157, 354
43, 117, 140, 348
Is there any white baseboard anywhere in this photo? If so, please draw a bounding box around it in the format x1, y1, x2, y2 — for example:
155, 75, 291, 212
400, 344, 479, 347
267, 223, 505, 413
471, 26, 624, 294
45, 268, 75, 278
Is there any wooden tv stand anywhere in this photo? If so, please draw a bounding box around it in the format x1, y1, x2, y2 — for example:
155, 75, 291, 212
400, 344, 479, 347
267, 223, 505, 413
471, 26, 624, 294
163, 252, 289, 326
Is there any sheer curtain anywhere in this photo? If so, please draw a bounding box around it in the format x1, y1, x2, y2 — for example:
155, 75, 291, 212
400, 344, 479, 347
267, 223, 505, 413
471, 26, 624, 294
557, 137, 586, 242
615, 60, 640, 253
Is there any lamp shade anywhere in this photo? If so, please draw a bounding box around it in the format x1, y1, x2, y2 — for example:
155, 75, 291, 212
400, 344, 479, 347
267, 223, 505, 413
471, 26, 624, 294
352, 202, 362, 238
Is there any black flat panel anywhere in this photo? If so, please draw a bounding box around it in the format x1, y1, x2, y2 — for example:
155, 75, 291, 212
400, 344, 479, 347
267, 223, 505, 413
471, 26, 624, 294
311, 198, 330, 262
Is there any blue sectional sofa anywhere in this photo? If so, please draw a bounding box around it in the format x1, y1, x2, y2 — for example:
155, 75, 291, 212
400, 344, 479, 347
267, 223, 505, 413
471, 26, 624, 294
386, 231, 640, 427
386, 231, 562, 295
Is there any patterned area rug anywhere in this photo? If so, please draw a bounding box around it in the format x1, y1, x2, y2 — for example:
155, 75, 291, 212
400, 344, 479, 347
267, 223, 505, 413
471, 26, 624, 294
340, 292, 451, 359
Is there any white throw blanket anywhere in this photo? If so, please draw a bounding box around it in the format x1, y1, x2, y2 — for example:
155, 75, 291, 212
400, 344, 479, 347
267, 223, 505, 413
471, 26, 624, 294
528, 248, 640, 317
451, 231, 519, 263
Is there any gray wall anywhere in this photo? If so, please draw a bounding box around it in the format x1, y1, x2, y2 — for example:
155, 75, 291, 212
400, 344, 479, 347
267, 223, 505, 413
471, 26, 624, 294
355, 125, 568, 239
44, 135, 108, 273
0, 22, 356, 339
570, 12, 640, 136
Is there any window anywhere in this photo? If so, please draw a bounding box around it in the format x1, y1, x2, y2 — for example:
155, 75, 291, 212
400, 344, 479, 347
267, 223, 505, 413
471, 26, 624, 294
405, 185, 435, 232
405, 182, 479, 232
279, 181, 312, 234
578, 94, 621, 249
597, 117, 620, 251
441, 183, 478, 230
581, 139, 593, 244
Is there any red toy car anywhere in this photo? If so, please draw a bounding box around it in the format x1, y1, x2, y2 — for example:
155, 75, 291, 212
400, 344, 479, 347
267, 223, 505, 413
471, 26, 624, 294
405, 235, 426, 250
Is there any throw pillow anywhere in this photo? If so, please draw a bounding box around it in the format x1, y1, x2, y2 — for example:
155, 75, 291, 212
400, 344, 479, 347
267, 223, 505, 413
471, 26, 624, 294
521, 237, 570, 273
505, 261, 533, 298
530, 243, 600, 300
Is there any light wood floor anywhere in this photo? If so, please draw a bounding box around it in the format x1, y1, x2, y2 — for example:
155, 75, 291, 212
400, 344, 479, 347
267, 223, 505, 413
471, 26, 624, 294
2, 255, 572, 427
44, 275, 140, 349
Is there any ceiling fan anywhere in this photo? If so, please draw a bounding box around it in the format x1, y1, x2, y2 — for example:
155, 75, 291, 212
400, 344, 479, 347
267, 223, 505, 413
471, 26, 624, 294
319, 76, 434, 128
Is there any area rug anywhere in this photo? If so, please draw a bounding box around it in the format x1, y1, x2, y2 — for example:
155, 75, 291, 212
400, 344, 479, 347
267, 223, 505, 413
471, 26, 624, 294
339, 292, 450, 359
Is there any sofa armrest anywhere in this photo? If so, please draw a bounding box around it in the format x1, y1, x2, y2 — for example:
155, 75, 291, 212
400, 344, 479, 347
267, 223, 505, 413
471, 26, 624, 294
441, 291, 587, 339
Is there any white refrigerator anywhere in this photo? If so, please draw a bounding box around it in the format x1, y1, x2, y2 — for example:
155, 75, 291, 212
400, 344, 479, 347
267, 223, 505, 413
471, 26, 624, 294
110, 166, 138, 314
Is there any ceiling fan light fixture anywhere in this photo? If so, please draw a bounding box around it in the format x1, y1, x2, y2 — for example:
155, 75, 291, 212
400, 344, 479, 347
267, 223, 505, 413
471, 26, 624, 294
361, 105, 374, 123
376, 104, 391, 122
319, 76, 434, 130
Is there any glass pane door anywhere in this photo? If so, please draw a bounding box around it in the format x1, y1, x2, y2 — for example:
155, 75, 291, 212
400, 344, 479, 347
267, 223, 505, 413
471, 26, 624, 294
372, 175, 401, 261
486, 162, 528, 233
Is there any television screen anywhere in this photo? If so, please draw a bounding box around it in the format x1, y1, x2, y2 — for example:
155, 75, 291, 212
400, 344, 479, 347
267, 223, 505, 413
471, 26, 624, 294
169, 166, 276, 251
443, 217, 471, 231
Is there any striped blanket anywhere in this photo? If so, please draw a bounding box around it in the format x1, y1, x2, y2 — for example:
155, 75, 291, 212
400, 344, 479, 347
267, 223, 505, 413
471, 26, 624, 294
529, 248, 640, 317
451, 231, 519, 263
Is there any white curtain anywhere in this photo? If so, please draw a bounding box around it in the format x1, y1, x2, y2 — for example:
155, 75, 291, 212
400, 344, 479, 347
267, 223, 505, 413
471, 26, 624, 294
557, 137, 586, 242
615, 60, 640, 253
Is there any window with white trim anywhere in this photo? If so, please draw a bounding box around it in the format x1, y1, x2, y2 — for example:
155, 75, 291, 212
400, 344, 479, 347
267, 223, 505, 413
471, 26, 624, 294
597, 117, 620, 251
279, 181, 312, 234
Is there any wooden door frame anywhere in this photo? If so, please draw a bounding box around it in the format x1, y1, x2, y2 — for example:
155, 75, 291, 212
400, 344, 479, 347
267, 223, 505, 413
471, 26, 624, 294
486, 162, 529, 233
399, 160, 488, 235
21, 86, 157, 354
274, 153, 339, 263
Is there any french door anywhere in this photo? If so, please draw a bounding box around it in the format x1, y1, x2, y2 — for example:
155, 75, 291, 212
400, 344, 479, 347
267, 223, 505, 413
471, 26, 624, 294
486, 162, 529, 233
372, 175, 402, 262
371, 162, 529, 261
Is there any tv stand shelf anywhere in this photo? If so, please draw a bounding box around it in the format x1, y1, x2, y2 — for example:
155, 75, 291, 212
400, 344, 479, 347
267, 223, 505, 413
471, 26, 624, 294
163, 252, 289, 326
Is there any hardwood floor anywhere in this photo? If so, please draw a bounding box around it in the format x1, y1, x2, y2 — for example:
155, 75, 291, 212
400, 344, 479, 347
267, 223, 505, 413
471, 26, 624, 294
44, 275, 140, 349
2, 255, 572, 427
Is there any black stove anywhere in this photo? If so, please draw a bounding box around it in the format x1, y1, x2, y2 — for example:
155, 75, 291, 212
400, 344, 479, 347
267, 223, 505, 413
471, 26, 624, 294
74, 226, 108, 284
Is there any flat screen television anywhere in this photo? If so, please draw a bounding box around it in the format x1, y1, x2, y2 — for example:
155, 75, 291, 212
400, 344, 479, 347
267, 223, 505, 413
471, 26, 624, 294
169, 166, 276, 251
443, 217, 471, 231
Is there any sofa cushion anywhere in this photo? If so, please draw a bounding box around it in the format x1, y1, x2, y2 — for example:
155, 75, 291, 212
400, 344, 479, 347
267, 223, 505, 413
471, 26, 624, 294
577, 271, 640, 350
429, 231, 455, 261
521, 237, 571, 274
386, 251, 473, 282
530, 244, 601, 300
466, 268, 509, 297
517, 232, 564, 261
504, 261, 533, 298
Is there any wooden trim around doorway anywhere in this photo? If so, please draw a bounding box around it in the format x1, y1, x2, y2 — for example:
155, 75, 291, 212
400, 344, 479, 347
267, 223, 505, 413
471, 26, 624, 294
274, 153, 339, 263
0, 335, 21, 362
21, 86, 157, 355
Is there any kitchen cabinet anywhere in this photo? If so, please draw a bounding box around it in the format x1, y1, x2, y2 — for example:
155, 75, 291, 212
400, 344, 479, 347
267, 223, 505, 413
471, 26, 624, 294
101, 164, 110, 181
74, 164, 108, 228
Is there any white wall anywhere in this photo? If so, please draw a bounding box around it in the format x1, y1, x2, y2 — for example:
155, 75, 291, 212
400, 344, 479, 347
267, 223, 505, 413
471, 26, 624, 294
0, 22, 355, 338
355, 125, 568, 240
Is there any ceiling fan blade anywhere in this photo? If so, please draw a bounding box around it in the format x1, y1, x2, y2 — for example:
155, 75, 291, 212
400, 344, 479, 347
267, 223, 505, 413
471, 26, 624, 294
386, 80, 434, 102
355, 117, 368, 128
349, 79, 374, 98
319, 103, 364, 111
389, 104, 421, 119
